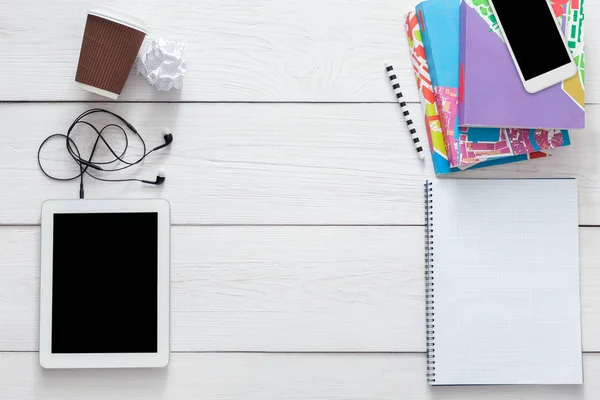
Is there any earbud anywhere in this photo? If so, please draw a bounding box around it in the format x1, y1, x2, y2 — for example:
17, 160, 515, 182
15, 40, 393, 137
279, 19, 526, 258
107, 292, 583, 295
142, 169, 166, 185
154, 130, 174, 151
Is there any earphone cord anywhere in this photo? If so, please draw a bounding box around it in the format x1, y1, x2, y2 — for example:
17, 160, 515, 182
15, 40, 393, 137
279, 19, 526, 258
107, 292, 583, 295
37, 108, 160, 199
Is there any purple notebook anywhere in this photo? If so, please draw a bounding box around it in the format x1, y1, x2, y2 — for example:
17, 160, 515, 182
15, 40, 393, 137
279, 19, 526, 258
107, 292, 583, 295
459, 0, 585, 130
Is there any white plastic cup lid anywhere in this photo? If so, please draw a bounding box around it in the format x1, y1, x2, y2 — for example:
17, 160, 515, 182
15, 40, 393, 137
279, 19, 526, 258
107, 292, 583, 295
88, 6, 148, 34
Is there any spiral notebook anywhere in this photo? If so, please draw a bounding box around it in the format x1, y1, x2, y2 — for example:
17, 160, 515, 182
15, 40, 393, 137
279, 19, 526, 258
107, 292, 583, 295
425, 179, 583, 386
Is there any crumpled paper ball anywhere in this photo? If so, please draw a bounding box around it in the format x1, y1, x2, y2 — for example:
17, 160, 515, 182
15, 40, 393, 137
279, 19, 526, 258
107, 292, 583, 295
137, 38, 187, 91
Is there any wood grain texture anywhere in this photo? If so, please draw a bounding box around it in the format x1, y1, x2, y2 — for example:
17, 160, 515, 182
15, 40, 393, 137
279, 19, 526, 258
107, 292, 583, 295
0, 352, 599, 400
0, 226, 424, 352
0, 0, 598, 103
1, 103, 600, 226
1, 225, 598, 353
0, 0, 596, 395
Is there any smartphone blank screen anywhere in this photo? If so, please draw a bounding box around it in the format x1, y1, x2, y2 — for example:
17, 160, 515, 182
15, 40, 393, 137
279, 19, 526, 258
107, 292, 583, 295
492, 0, 571, 81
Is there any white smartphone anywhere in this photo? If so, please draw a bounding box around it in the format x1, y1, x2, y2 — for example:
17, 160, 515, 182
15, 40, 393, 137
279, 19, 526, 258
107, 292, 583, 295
488, 0, 577, 94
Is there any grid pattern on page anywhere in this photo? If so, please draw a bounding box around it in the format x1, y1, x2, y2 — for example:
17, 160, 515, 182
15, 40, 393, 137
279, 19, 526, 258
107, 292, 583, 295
430, 179, 582, 385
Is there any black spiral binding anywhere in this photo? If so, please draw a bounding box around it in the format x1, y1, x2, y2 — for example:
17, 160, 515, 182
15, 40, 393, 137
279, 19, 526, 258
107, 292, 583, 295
424, 180, 435, 383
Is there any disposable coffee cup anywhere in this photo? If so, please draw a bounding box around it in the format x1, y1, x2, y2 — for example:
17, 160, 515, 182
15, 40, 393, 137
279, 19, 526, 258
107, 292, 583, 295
75, 7, 148, 100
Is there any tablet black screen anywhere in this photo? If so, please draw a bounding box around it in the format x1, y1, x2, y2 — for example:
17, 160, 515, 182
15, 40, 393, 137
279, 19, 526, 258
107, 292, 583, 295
51, 212, 158, 354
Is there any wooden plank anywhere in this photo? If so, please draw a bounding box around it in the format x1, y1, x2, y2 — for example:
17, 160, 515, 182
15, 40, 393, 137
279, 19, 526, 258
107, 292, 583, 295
0, 352, 598, 399
0, 226, 424, 352
0, 0, 598, 103
2, 103, 600, 225
1, 226, 598, 353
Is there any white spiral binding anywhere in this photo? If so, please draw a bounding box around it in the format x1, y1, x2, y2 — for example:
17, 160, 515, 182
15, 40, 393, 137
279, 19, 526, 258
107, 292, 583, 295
425, 180, 435, 383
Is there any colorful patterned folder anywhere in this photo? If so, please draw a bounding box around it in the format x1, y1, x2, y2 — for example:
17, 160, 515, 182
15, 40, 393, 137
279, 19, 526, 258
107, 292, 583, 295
459, 0, 585, 129
412, 0, 570, 171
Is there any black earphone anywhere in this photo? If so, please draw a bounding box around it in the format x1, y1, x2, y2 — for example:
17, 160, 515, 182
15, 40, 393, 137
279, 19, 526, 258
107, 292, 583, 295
38, 108, 174, 199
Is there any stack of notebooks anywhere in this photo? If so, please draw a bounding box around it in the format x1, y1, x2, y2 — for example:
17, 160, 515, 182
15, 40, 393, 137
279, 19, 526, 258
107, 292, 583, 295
405, 0, 585, 175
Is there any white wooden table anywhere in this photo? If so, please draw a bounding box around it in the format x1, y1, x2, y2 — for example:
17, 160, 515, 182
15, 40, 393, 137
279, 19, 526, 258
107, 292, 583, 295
1, 0, 599, 398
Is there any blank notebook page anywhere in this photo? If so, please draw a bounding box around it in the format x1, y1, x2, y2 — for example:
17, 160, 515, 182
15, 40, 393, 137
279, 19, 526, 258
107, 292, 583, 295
431, 179, 582, 385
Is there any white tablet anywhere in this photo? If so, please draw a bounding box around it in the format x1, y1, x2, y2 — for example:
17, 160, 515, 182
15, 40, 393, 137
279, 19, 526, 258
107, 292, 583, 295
39, 199, 170, 369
